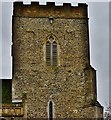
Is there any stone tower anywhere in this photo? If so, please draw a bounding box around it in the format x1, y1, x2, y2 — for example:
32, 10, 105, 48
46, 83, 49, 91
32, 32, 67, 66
12, 2, 103, 118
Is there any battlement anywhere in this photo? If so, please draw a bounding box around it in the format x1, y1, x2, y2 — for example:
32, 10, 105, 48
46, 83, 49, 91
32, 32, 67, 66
13, 2, 88, 18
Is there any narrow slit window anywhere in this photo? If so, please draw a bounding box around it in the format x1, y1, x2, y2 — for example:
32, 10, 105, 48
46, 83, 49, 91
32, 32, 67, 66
49, 101, 53, 120
46, 41, 51, 66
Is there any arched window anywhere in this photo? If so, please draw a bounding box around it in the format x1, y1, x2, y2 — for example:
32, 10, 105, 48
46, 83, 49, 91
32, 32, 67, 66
46, 36, 58, 66
49, 101, 53, 120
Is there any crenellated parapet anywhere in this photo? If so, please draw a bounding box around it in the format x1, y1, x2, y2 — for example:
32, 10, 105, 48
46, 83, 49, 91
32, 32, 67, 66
13, 2, 88, 18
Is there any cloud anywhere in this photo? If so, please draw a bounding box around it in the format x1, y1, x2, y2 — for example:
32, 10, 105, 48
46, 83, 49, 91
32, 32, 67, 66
1, 2, 12, 78
88, 2, 109, 107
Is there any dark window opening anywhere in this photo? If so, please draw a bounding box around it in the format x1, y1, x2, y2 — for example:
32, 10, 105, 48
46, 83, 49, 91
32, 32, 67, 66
49, 101, 53, 120
68, 70, 71, 73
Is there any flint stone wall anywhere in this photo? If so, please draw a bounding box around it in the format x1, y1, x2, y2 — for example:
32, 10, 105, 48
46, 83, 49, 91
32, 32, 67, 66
12, 2, 103, 118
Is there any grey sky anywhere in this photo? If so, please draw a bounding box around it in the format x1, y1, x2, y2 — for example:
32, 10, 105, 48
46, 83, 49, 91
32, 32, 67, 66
0, 1, 109, 109
109, 2, 111, 105
87, 2, 109, 107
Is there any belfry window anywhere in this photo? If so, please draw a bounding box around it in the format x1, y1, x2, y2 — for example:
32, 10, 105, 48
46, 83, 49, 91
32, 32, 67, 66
46, 36, 58, 66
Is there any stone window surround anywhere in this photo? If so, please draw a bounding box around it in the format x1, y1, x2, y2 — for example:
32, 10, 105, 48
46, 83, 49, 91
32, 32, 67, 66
44, 34, 60, 67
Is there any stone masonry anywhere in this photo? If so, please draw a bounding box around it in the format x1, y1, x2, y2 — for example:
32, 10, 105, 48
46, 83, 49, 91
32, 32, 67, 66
12, 2, 103, 118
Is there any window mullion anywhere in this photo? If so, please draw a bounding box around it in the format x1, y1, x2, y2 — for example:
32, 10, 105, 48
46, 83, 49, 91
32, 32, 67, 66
46, 36, 58, 66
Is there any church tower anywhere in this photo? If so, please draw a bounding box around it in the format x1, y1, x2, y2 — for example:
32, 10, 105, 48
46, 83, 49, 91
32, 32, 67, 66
12, 2, 103, 118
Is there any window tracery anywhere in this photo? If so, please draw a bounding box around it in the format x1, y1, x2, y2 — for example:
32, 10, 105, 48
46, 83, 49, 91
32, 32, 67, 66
46, 35, 58, 66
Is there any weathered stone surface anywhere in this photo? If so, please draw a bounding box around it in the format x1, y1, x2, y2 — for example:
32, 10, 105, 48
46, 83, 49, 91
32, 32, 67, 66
11, 2, 103, 118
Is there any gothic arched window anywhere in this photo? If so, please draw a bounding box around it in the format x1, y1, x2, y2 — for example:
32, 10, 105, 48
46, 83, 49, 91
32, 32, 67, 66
46, 35, 58, 66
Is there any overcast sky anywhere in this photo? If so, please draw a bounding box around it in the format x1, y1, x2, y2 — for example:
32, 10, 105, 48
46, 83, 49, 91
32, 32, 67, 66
0, 1, 109, 109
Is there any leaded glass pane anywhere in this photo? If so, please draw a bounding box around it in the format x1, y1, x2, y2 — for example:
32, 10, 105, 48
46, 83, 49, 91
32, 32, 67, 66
46, 42, 51, 65
52, 42, 57, 66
